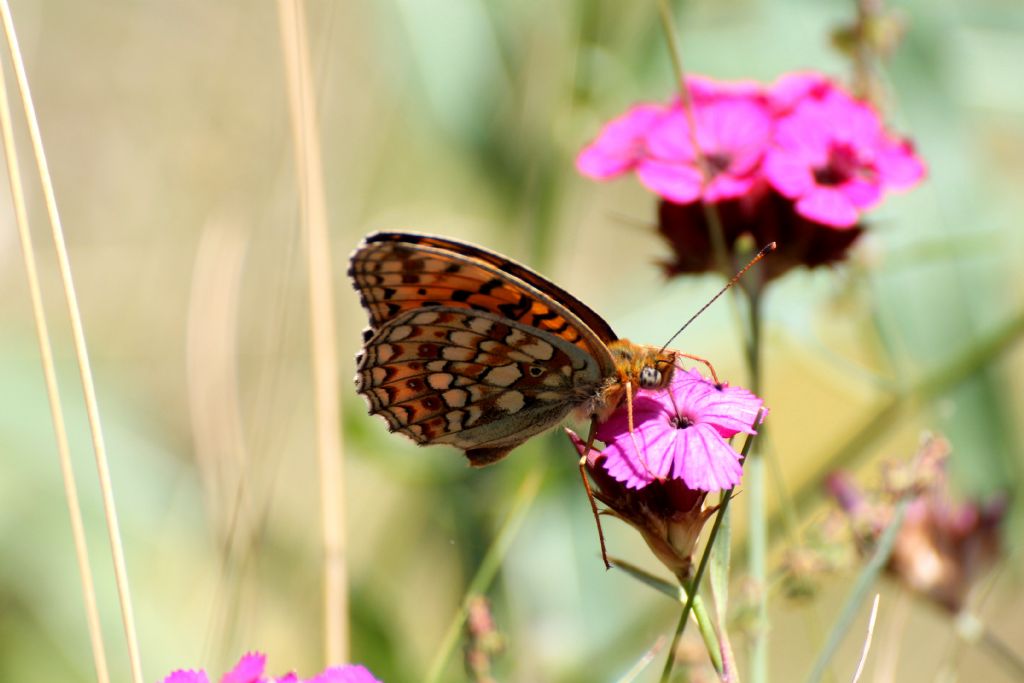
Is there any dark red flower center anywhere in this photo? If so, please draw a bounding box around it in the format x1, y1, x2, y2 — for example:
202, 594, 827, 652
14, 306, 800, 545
813, 143, 872, 186
701, 151, 732, 178
671, 415, 695, 429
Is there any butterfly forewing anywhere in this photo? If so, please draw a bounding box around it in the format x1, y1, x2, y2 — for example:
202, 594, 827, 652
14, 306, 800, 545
357, 232, 619, 340
355, 307, 607, 465
349, 233, 618, 372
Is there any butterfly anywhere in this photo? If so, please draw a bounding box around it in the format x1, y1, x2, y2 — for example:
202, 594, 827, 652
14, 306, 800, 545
349, 232, 686, 467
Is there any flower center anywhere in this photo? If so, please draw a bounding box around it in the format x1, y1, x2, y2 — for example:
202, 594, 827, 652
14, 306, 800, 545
701, 151, 732, 178
671, 415, 695, 430
813, 143, 871, 186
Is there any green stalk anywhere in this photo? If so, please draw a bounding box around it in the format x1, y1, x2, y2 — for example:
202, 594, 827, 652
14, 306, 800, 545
655, 0, 732, 281
804, 499, 908, 683
659, 431, 757, 682
424, 468, 544, 683
659, 490, 734, 683
745, 289, 767, 683
613, 557, 725, 676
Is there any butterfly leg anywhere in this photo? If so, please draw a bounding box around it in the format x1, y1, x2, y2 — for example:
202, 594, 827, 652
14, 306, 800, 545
624, 380, 651, 474
579, 418, 612, 570
677, 352, 721, 385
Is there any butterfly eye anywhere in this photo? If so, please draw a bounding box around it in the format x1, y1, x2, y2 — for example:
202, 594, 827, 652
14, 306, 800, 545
639, 366, 662, 389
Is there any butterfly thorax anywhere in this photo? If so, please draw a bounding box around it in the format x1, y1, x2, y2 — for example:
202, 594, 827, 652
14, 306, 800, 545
587, 339, 677, 422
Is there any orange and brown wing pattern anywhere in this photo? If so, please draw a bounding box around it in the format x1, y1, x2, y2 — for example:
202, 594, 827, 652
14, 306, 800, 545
348, 232, 618, 376
355, 307, 607, 465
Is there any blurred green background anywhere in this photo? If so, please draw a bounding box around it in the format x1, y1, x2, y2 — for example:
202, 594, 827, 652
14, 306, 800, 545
1, 0, 1022, 681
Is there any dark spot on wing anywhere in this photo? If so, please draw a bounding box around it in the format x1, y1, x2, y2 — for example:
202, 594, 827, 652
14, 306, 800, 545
479, 279, 503, 295
497, 295, 533, 320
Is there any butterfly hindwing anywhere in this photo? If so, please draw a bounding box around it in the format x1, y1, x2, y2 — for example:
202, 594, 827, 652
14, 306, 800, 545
355, 307, 607, 465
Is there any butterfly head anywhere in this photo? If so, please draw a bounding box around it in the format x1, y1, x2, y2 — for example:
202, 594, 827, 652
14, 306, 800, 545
608, 340, 677, 391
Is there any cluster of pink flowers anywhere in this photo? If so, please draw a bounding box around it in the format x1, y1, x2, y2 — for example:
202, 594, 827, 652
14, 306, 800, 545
578, 73, 925, 280
162, 653, 380, 683
579, 73, 923, 228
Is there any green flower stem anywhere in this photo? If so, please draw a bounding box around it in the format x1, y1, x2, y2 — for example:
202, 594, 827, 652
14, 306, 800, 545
611, 558, 724, 674
804, 498, 909, 683
424, 467, 544, 683
655, 0, 733, 282
659, 432, 757, 682
659, 490, 734, 683
744, 289, 767, 683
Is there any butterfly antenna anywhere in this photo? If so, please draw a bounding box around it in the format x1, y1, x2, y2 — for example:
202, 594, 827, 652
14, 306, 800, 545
659, 242, 776, 353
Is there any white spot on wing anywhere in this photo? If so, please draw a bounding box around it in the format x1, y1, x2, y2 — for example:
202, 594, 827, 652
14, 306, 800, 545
506, 329, 528, 346
446, 410, 465, 432
428, 373, 454, 390
442, 388, 468, 408
465, 405, 483, 426
450, 330, 478, 347
543, 372, 565, 387
521, 339, 554, 360
376, 344, 396, 363
496, 390, 525, 413
468, 317, 494, 335
484, 363, 522, 387
387, 325, 413, 341
442, 346, 475, 361
412, 311, 440, 325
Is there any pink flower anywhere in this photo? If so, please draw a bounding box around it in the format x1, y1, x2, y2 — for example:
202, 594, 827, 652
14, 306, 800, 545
637, 78, 773, 203
161, 653, 381, 683
764, 79, 925, 227
576, 103, 666, 179
585, 368, 764, 491
768, 71, 833, 114
578, 78, 772, 204
165, 672, 209, 683
222, 653, 267, 683
685, 74, 766, 104
304, 666, 381, 683
567, 428, 712, 581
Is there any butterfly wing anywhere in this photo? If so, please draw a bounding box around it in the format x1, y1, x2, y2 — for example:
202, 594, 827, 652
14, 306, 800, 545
349, 232, 619, 365
355, 307, 608, 465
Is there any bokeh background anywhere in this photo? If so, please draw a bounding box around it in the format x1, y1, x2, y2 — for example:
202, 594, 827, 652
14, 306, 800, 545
1, 0, 1022, 681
